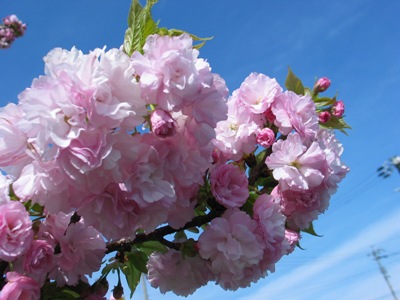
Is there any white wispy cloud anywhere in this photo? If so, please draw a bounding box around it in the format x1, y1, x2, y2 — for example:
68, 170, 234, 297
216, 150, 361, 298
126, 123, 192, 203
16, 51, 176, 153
237, 206, 400, 300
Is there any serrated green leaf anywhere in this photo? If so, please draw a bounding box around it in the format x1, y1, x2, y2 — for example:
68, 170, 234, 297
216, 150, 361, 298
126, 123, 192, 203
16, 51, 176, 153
123, 0, 159, 56
285, 67, 305, 95
302, 222, 322, 237
137, 240, 168, 255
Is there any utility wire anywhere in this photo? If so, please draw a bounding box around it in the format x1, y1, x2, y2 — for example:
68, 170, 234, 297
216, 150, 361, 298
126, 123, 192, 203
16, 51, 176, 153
370, 246, 398, 300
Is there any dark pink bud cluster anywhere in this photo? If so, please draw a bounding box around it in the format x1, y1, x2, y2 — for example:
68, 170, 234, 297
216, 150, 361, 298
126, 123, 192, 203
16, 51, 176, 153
0, 15, 27, 49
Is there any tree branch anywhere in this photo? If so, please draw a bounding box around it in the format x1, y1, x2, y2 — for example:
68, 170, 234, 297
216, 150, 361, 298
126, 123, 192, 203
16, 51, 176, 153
105, 207, 225, 254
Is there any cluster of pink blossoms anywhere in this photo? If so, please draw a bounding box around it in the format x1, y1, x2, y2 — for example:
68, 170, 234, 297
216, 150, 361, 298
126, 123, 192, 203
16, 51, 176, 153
0, 15, 26, 49
0, 32, 348, 298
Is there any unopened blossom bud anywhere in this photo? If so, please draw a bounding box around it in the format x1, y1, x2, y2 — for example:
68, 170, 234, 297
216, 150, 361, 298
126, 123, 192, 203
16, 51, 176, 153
331, 100, 345, 117
112, 281, 124, 299
318, 111, 331, 123
150, 109, 177, 138
256, 127, 275, 148
314, 77, 331, 93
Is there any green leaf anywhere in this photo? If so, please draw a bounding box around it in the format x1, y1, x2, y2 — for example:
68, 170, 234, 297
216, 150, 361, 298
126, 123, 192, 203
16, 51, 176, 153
314, 96, 336, 108
180, 238, 197, 258
255, 176, 268, 187
186, 227, 200, 233
9, 184, 20, 201
101, 261, 119, 276
129, 250, 149, 273
120, 254, 142, 298
137, 240, 168, 255
174, 230, 187, 240
255, 149, 267, 165
31, 202, 44, 214
320, 116, 351, 135
123, 0, 159, 56
302, 222, 322, 237
285, 67, 305, 95
241, 191, 259, 217
158, 28, 213, 49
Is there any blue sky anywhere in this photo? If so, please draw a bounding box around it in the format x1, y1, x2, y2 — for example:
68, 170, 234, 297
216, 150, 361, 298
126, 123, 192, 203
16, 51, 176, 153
1, 0, 400, 299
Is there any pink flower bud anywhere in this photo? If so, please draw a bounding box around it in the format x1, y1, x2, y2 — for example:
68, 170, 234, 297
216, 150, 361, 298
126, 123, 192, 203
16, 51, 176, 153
112, 282, 124, 299
256, 127, 275, 148
150, 109, 177, 138
318, 111, 331, 123
314, 77, 331, 93
331, 100, 345, 117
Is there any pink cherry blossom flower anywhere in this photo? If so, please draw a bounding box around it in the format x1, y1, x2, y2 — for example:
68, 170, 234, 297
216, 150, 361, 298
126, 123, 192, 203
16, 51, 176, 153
124, 143, 175, 208
214, 100, 259, 161
272, 91, 319, 141
256, 127, 275, 148
253, 194, 286, 264
236, 72, 282, 114
51, 222, 106, 286
265, 132, 328, 192
210, 163, 249, 208
314, 77, 331, 93
332, 100, 345, 117
0, 272, 40, 300
273, 185, 331, 230
22, 239, 55, 286
77, 182, 140, 241
316, 129, 349, 194
0, 103, 30, 175
132, 34, 211, 111
147, 249, 213, 296
150, 109, 177, 138
37, 212, 73, 247
198, 208, 265, 290
0, 201, 33, 262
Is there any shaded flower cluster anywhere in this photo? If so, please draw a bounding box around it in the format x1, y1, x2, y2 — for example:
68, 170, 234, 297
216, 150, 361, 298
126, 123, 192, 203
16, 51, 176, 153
0, 15, 26, 49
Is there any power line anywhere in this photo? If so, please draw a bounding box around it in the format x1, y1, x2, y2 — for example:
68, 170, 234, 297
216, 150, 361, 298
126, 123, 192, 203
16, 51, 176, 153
370, 246, 398, 300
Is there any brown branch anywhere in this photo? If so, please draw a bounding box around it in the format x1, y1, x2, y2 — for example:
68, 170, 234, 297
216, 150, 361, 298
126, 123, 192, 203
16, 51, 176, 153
105, 207, 225, 254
